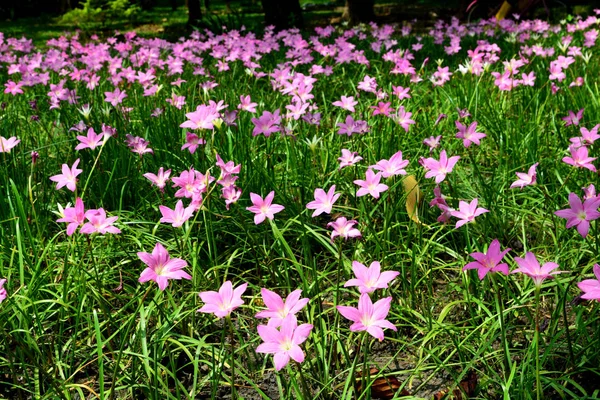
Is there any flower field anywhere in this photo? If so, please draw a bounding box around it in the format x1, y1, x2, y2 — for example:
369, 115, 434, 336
1, 13, 600, 399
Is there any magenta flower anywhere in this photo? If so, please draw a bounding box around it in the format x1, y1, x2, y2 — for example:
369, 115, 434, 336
578, 264, 600, 301
337, 293, 397, 341
554, 192, 600, 238
327, 217, 361, 241
56, 197, 85, 236
50, 158, 82, 192
354, 169, 388, 199
421, 150, 460, 184
255, 288, 309, 327
104, 88, 127, 106
570, 125, 600, 147
463, 239, 511, 280
562, 108, 584, 127
246, 191, 285, 225
344, 261, 399, 294
450, 198, 489, 228
0, 136, 20, 153
75, 128, 108, 151
181, 132, 205, 154
510, 163, 538, 189
512, 252, 564, 287
251, 110, 281, 137
159, 200, 195, 228
455, 121, 486, 147
198, 280, 248, 318
0, 279, 6, 303
138, 242, 191, 291
562, 145, 597, 172
80, 208, 121, 234
338, 149, 362, 169
306, 185, 340, 217
370, 151, 409, 178
256, 315, 313, 371
143, 167, 171, 191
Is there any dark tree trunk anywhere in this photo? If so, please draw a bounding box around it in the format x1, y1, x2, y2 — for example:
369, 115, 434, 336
342, 0, 376, 26
260, 0, 304, 31
187, 0, 202, 26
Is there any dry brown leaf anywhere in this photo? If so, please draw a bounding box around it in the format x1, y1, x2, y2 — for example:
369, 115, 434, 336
403, 175, 424, 225
433, 371, 478, 400
356, 368, 410, 399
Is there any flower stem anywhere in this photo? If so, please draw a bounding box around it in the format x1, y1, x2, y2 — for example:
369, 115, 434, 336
534, 285, 542, 400
490, 275, 511, 377
227, 315, 236, 399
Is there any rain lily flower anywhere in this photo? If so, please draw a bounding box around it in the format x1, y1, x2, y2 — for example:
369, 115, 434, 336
138, 242, 191, 291
56, 197, 85, 236
338, 149, 362, 169
423, 135, 442, 152
570, 125, 600, 147
0, 136, 20, 153
512, 252, 564, 287
463, 239, 511, 280
75, 128, 108, 151
562, 108, 584, 126
332, 95, 358, 112
344, 261, 399, 294
327, 217, 361, 241
246, 191, 285, 225
181, 132, 206, 154
159, 200, 195, 227
238, 95, 258, 113
455, 121, 486, 147
354, 169, 388, 199
554, 192, 600, 238
143, 167, 171, 191
306, 185, 340, 217
180, 105, 220, 130
562, 145, 597, 172
421, 150, 460, 184
578, 264, 600, 301
255, 289, 309, 327
80, 208, 121, 234
370, 151, 409, 178
256, 314, 313, 371
0, 279, 6, 303
510, 163, 538, 189
450, 198, 489, 228
198, 280, 248, 318
251, 110, 281, 137
50, 159, 82, 192
104, 88, 127, 106
392, 106, 415, 132
337, 293, 397, 341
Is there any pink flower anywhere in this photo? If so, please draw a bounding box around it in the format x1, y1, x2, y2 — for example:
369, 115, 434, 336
138, 243, 191, 291
327, 217, 361, 241
332, 95, 358, 112
0, 279, 7, 303
392, 106, 415, 132
455, 121, 486, 147
512, 252, 564, 287
370, 151, 409, 178
421, 150, 460, 184
562, 108, 584, 127
344, 261, 399, 294
246, 191, 285, 224
337, 294, 397, 341
450, 198, 489, 228
0, 136, 21, 153
75, 128, 108, 151
50, 159, 82, 192
181, 132, 205, 154
423, 135, 442, 152
463, 239, 511, 280
179, 105, 220, 130
255, 289, 309, 327
56, 197, 85, 236
570, 125, 600, 147
510, 163, 538, 189
238, 95, 258, 113
578, 264, 600, 301
143, 167, 171, 191
198, 280, 248, 318
562, 145, 597, 172
306, 185, 340, 217
80, 208, 121, 234
338, 149, 362, 169
251, 110, 281, 137
159, 200, 195, 227
354, 169, 388, 199
104, 88, 127, 106
256, 315, 313, 371
554, 192, 600, 238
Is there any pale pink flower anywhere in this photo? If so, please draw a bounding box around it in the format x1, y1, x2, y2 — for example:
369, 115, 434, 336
578, 264, 600, 301
104, 88, 127, 106
0, 279, 7, 303
80, 208, 121, 234
421, 150, 460, 184
344, 261, 399, 294
50, 159, 82, 192
179, 105, 220, 130
337, 294, 397, 341
255, 289, 309, 327
562, 145, 597, 172
138, 242, 191, 291
463, 239, 511, 280
510, 163, 538, 189
370, 151, 408, 178
306, 185, 340, 217
181, 132, 206, 154
75, 128, 108, 151
256, 315, 313, 371
56, 197, 85, 236
0, 136, 20, 153
450, 198, 489, 228
198, 280, 247, 318
246, 191, 285, 225
159, 200, 195, 228
392, 106, 415, 132
512, 252, 564, 287
455, 121, 486, 147
332, 95, 358, 112
327, 217, 361, 241
338, 149, 362, 169
554, 192, 600, 238
238, 95, 258, 113
143, 167, 171, 191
